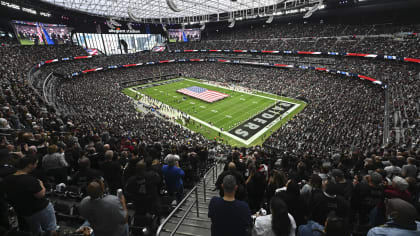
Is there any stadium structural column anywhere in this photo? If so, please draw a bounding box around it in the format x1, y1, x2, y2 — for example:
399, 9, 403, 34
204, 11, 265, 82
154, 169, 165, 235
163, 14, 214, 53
383, 85, 390, 145
100, 34, 108, 55
83, 33, 89, 49
117, 34, 123, 54
75, 33, 80, 47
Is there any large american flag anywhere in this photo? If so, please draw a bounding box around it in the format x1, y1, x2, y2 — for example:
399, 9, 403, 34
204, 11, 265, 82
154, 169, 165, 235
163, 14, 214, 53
177, 86, 229, 103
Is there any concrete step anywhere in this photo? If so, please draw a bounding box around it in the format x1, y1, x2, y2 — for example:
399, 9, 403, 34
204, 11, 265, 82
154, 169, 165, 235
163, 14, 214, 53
157, 164, 223, 236
167, 219, 211, 229
162, 222, 211, 236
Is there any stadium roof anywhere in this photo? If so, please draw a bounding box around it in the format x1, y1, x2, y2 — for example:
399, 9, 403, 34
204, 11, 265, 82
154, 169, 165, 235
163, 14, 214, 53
41, 0, 319, 23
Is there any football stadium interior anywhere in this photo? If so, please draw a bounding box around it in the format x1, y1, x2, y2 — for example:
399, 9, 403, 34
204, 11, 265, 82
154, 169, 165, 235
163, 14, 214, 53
0, 0, 420, 236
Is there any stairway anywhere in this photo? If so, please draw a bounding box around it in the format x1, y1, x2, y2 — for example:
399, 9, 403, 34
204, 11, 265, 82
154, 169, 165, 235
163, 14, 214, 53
157, 163, 223, 236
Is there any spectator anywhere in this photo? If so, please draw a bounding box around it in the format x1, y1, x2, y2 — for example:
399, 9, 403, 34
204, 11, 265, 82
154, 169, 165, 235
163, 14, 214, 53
125, 160, 161, 216
208, 175, 252, 236
252, 196, 296, 236
276, 180, 305, 227
78, 179, 128, 236
162, 154, 185, 204
298, 212, 350, 236
331, 169, 353, 201
101, 150, 123, 194
310, 179, 351, 225
246, 163, 267, 213
367, 198, 420, 236
71, 156, 103, 190
2, 156, 57, 236
215, 162, 247, 201
42, 144, 68, 183
384, 158, 402, 178
402, 157, 417, 178
384, 176, 411, 202
351, 172, 385, 225
300, 174, 322, 208
265, 170, 287, 207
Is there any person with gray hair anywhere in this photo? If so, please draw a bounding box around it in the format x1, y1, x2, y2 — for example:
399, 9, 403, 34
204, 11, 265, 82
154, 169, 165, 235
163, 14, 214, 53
208, 175, 252, 236
162, 154, 184, 204
164, 154, 180, 166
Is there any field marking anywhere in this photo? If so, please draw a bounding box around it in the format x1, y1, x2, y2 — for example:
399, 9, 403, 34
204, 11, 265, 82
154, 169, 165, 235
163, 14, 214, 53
127, 80, 303, 145
200, 106, 206, 108
211, 110, 218, 113
226, 115, 232, 118
190, 102, 195, 104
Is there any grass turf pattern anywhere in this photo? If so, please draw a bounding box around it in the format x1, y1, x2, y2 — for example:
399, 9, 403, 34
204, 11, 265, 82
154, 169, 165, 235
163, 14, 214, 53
123, 78, 305, 147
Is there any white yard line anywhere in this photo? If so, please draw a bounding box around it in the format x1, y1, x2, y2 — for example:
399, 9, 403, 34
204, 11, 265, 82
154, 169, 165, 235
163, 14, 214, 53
128, 79, 302, 145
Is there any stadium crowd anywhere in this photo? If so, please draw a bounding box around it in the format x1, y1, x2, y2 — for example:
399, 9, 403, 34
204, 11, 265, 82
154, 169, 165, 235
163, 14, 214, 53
0, 22, 419, 236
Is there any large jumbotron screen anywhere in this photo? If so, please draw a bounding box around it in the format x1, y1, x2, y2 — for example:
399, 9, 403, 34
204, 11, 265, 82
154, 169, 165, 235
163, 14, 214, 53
168, 28, 201, 42
11, 20, 71, 45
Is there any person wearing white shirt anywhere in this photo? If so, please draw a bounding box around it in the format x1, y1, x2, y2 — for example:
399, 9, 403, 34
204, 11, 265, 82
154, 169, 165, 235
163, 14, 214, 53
252, 196, 296, 236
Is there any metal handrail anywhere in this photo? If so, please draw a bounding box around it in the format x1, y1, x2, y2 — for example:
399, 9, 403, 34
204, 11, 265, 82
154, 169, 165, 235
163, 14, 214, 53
156, 185, 198, 235
170, 200, 196, 236
156, 163, 218, 236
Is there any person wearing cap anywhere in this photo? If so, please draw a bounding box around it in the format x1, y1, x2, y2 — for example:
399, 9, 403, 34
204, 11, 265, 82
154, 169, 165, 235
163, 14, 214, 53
367, 198, 420, 236
208, 175, 252, 236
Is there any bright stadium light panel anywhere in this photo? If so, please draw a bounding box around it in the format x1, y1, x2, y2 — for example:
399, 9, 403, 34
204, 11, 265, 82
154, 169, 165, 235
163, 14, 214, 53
40, 0, 285, 19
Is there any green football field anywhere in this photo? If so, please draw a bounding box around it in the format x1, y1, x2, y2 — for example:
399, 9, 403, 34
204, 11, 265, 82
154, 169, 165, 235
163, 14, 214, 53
123, 78, 306, 147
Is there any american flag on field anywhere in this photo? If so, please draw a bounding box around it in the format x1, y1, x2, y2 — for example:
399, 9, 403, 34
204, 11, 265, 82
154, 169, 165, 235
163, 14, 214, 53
85, 48, 98, 55
177, 86, 229, 103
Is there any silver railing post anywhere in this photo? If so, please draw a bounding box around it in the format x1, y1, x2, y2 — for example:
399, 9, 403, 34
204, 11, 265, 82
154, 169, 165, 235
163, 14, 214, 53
203, 175, 207, 202
195, 186, 199, 217
212, 165, 215, 183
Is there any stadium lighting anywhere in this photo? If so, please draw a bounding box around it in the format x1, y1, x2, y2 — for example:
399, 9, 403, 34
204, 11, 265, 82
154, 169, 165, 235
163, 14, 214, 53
166, 0, 182, 12
127, 22, 133, 30
228, 17, 235, 28
106, 20, 115, 29
128, 9, 142, 22
266, 15, 274, 24
303, 0, 324, 19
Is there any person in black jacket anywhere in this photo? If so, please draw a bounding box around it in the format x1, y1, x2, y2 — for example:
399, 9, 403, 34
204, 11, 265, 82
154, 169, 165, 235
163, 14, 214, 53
125, 160, 161, 216
245, 164, 266, 213
71, 156, 103, 191
215, 162, 247, 201
101, 150, 123, 194
310, 178, 351, 225
276, 180, 305, 227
